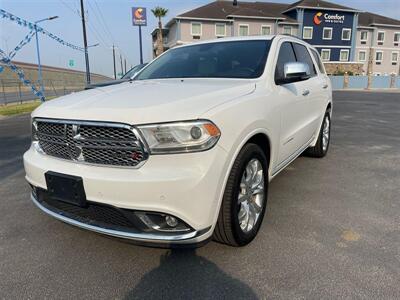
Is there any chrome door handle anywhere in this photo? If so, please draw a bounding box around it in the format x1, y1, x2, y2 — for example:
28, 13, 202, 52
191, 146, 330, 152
322, 84, 328, 89
302, 89, 310, 96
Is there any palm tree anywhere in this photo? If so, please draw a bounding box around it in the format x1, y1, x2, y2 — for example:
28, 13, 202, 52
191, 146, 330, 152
151, 6, 168, 56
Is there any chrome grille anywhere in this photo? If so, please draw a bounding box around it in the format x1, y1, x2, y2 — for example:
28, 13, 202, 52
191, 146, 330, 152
34, 119, 148, 167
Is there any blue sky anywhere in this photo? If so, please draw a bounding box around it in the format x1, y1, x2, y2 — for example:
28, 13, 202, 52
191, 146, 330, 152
1, 0, 399, 78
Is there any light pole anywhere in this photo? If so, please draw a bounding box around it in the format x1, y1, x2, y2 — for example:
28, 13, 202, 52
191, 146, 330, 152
34, 16, 58, 99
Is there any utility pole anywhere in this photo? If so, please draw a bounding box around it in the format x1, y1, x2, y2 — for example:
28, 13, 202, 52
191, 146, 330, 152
124, 59, 127, 74
139, 25, 143, 64
112, 45, 116, 79
80, 0, 91, 84
120, 54, 123, 77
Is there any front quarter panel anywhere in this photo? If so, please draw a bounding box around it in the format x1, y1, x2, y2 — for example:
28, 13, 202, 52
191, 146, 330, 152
201, 88, 281, 226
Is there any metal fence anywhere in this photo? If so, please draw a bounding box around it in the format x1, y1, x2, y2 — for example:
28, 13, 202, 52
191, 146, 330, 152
0, 79, 86, 105
329, 75, 400, 90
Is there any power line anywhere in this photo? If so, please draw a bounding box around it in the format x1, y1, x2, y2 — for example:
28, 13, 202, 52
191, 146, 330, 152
87, 1, 113, 46
93, 0, 116, 45
93, 0, 133, 66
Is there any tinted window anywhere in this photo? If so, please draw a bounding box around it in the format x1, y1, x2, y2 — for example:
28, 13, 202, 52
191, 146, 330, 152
292, 43, 317, 76
310, 49, 325, 74
274, 42, 296, 83
136, 40, 272, 80
122, 64, 147, 79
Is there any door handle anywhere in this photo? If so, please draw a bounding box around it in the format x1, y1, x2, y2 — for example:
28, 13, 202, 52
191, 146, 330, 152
322, 84, 328, 89
302, 89, 310, 96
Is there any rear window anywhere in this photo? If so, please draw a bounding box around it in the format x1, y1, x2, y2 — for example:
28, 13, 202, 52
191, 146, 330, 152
292, 43, 317, 76
310, 49, 326, 74
136, 40, 272, 80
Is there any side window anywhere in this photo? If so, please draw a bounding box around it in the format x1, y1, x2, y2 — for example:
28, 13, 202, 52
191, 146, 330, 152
274, 42, 296, 83
292, 43, 317, 76
310, 49, 326, 74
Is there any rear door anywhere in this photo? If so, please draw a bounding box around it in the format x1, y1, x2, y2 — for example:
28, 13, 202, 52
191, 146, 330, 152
310, 47, 331, 114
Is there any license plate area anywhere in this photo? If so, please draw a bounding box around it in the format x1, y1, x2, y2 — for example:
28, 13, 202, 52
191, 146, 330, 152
45, 171, 87, 207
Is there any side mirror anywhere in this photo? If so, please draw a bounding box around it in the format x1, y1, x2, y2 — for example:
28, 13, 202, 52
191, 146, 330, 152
279, 62, 311, 85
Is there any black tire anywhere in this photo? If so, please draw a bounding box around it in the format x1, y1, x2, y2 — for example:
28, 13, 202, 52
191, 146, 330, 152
213, 143, 268, 247
306, 112, 331, 158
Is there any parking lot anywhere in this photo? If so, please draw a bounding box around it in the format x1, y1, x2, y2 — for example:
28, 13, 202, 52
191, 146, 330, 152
0, 91, 399, 299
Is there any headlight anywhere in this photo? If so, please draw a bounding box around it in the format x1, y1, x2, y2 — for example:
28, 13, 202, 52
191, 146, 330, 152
138, 120, 221, 154
31, 119, 44, 153
31, 119, 38, 142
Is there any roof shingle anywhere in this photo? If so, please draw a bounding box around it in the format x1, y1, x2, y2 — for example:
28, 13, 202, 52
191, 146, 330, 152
175, 0, 400, 28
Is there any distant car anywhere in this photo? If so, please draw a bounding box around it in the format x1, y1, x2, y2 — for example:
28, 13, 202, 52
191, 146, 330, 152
25, 35, 332, 247
85, 63, 147, 89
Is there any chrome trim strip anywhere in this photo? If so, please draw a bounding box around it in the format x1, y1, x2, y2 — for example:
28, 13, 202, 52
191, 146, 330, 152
31, 194, 201, 243
33, 118, 150, 169
271, 136, 314, 178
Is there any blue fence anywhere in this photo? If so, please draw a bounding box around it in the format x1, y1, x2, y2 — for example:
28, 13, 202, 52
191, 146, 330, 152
329, 75, 400, 90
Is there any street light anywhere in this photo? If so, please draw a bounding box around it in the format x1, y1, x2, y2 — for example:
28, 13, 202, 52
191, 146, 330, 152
88, 43, 100, 48
34, 15, 59, 99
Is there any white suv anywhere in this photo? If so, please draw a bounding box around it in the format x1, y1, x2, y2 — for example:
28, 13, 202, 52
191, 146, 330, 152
24, 35, 332, 247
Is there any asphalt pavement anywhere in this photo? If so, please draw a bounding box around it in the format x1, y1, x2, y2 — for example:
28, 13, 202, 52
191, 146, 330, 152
0, 91, 399, 299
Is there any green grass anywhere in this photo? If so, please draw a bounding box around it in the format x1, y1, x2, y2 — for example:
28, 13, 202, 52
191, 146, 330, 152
0, 101, 42, 116
0, 97, 57, 116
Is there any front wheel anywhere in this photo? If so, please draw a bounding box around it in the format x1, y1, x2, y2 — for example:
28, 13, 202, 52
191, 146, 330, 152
306, 112, 331, 158
213, 143, 268, 247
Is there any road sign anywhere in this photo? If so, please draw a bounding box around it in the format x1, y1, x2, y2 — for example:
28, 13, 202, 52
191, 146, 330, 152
132, 7, 147, 26
68, 59, 75, 67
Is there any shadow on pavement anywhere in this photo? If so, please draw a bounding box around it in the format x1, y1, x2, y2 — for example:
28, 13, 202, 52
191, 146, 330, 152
124, 248, 258, 300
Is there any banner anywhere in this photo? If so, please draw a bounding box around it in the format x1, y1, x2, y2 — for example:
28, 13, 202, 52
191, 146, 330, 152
0, 48, 45, 101
0, 9, 84, 52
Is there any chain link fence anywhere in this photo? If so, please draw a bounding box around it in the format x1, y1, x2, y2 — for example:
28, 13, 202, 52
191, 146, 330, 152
0, 79, 87, 105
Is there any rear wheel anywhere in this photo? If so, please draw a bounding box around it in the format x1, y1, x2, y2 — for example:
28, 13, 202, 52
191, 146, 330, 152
306, 112, 331, 158
213, 143, 268, 246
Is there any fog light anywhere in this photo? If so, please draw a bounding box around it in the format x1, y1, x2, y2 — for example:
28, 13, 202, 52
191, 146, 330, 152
165, 215, 178, 227
135, 212, 192, 233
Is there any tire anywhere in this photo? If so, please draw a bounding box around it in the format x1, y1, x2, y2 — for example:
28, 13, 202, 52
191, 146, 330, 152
306, 112, 331, 158
213, 143, 268, 247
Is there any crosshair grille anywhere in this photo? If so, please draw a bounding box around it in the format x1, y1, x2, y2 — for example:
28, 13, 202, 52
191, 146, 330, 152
35, 119, 147, 167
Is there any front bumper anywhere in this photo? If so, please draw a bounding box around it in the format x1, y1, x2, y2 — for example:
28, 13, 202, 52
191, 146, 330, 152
24, 144, 229, 245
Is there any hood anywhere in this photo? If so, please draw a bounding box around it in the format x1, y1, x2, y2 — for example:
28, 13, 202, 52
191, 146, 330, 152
33, 79, 256, 125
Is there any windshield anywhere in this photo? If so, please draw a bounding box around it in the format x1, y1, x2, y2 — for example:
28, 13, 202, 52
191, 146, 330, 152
122, 64, 147, 79
136, 40, 272, 80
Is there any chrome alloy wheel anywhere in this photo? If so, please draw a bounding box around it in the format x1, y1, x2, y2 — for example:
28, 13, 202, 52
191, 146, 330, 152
322, 115, 330, 152
238, 158, 265, 233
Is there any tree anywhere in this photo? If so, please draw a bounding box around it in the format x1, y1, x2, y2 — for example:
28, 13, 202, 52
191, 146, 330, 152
151, 6, 168, 57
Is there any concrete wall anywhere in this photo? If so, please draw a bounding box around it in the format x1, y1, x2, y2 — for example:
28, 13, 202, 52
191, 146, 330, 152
0, 61, 111, 96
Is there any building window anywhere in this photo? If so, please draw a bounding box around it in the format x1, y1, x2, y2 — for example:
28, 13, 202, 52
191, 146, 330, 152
323, 27, 333, 40
283, 26, 292, 35
321, 49, 331, 61
238, 24, 249, 36
358, 51, 367, 62
375, 51, 383, 64
215, 23, 226, 37
360, 31, 368, 44
394, 32, 400, 46
191, 22, 202, 37
261, 25, 271, 35
377, 31, 385, 45
392, 52, 399, 65
303, 27, 313, 39
340, 49, 349, 61
342, 28, 351, 41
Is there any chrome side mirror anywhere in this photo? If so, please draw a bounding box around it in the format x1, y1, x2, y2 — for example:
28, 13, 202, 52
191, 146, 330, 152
279, 62, 311, 84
